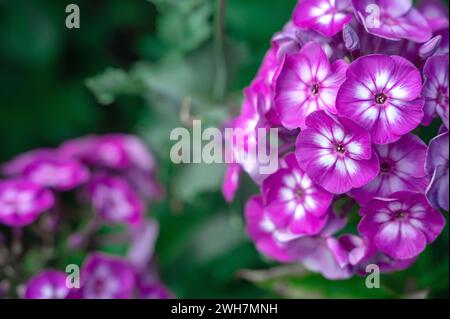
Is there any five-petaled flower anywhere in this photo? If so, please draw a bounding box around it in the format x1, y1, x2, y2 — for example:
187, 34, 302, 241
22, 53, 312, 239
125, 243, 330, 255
336, 54, 424, 144
296, 111, 379, 194
275, 42, 348, 130
358, 191, 445, 260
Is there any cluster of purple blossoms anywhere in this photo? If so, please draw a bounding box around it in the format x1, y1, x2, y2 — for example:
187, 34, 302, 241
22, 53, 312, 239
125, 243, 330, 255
0, 135, 170, 299
223, 0, 449, 279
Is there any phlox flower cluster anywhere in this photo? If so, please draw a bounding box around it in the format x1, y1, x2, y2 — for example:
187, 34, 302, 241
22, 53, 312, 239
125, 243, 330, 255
223, 0, 449, 279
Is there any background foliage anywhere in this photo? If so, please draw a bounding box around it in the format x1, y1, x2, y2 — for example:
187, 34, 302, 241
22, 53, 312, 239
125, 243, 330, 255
0, 0, 448, 298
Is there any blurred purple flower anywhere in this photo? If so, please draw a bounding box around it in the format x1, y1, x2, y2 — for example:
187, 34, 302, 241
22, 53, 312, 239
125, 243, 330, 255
0, 179, 54, 227
87, 174, 145, 227
24, 270, 70, 299
221, 163, 241, 203
80, 253, 136, 299
23, 158, 89, 191
418, 0, 449, 32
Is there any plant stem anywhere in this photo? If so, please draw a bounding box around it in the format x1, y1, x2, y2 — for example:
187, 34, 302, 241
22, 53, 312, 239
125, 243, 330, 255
213, 0, 227, 102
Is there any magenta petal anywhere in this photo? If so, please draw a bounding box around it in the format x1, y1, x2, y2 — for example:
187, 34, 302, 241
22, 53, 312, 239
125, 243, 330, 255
349, 134, 429, 204
244, 196, 295, 262
0, 179, 55, 227
263, 153, 332, 235
221, 163, 241, 203
24, 270, 70, 299
418, 0, 449, 32
81, 253, 136, 299
294, 0, 353, 37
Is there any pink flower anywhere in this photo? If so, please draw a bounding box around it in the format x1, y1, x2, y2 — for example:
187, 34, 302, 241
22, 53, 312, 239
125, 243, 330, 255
349, 134, 429, 205
1, 148, 55, 176
23, 158, 90, 191
296, 111, 379, 194
262, 153, 332, 235
358, 191, 445, 260
87, 175, 145, 226
244, 195, 296, 262
353, 0, 432, 43
274, 42, 348, 129
0, 179, 54, 227
293, 0, 353, 37
24, 270, 70, 299
80, 253, 136, 299
60, 134, 155, 172
422, 54, 449, 129
336, 54, 424, 144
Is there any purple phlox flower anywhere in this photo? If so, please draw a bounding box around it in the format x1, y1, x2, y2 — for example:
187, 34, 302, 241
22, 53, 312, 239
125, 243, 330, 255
293, 0, 353, 37
418, 0, 449, 32
1, 148, 55, 176
262, 153, 333, 235
244, 195, 298, 262
422, 54, 449, 128
59, 134, 155, 172
80, 253, 136, 299
23, 157, 90, 191
127, 219, 159, 271
349, 134, 429, 205
336, 54, 424, 144
425, 131, 449, 211
0, 179, 54, 227
274, 42, 348, 129
358, 191, 446, 260
296, 111, 379, 194
287, 208, 353, 280
353, 0, 432, 43
221, 163, 241, 203
24, 270, 70, 299
87, 174, 145, 226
